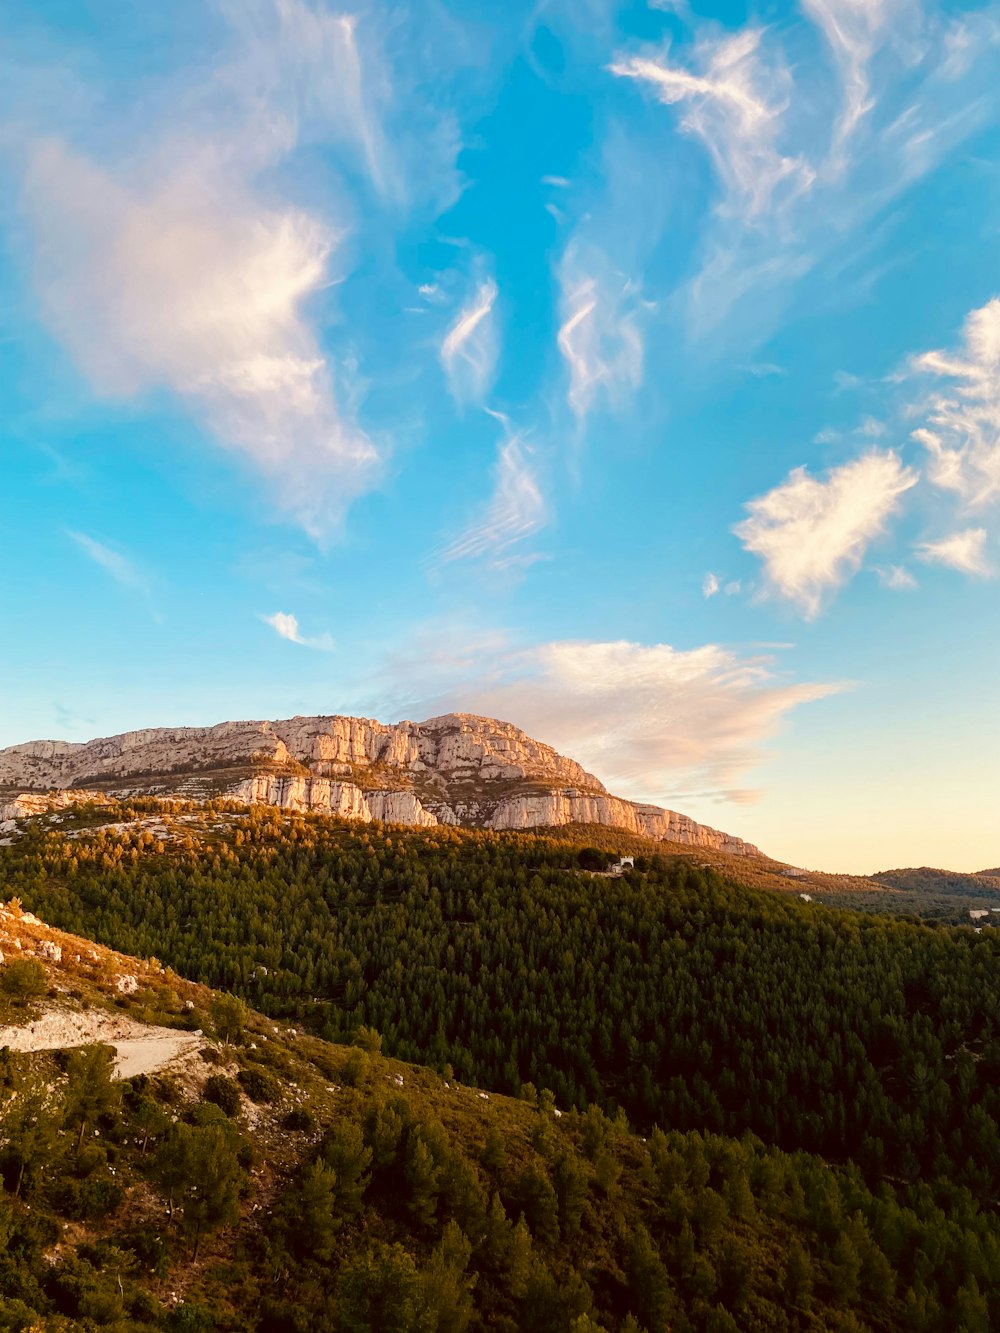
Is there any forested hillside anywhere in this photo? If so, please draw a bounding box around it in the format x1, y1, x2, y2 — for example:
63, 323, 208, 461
4, 804, 999, 1208
0, 905, 997, 1332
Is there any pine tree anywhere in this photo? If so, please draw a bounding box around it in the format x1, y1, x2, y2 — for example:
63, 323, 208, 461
418, 1221, 476, 1333
405, 1132, 441, 1228
784, 1239, 814, 1310
63, 1044, 121, 1154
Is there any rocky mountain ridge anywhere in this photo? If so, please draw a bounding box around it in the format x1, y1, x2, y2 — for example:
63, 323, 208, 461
0, 711, 759, 856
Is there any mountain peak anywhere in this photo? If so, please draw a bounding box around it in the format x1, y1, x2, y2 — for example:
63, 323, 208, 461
0, 711, 758, 857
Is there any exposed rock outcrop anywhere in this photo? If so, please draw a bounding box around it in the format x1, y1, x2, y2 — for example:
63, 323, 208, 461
233, 775, 440, 829
0, 712, 760, 856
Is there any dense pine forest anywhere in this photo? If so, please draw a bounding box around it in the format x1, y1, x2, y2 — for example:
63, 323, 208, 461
0, 920, 997, 1333
1, 804, 999, 1328
4, 804, 999, 1209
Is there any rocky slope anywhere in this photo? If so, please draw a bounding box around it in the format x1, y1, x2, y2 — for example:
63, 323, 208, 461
0, 712, 759, 856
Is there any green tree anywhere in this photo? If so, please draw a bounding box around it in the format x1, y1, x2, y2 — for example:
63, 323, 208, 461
353, 1026, 383, 1056
954, 1277, 990, 1333
418, 1221, 476, 1333
203, 1074, 241, 1117
323, 1121, 372, 1216
294, 1161, 339, 1261
63, 1044, 121, 1154
179, 1123, 245, 1260
784, 1239, 814, 1310
335, 1242, 421, 1333
405, 1131, 441, 1228
0, 1065, 58, 1196
627, 1226, 674, 1331
209, 992, 247, 1045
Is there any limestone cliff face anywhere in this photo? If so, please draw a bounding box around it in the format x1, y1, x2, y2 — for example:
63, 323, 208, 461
233, 775, 440, 829
0, 789, 106, 833
0, 712, 760, 856
486, 792, 755, 856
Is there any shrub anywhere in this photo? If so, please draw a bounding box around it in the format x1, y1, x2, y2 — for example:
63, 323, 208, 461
203, 1075, 241, 1118
237, 1068, 280, 1104
1, 960, 46, 1000
282, 1106, 314, 1133
353, 1025, 382, 1056
341, 1049, 369, 1088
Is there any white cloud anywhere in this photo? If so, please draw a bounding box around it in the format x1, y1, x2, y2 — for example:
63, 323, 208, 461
218, 1, 396, 196
377, 635, 842, 806
702, 572, 720, 597
917, 528, 991, 576
67, 531, 150, 595
611, 30, 814, 218
440, 277, 499, 404
437, 427, 546, 568
910, 297, 1000, 509
875, 564, 918, 590
14, 0, 473, 537
802, 0, 905, 158
260, 611, 335, 650
23, 140, 379, 537
610, 6, 1000, 349
735, 451, 918, 616
557, 241, 644, 420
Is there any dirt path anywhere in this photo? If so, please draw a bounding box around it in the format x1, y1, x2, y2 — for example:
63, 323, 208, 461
0, 1005, 203, 1078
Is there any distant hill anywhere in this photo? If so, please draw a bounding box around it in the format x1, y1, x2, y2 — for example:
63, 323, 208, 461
872, 865, 1000, 898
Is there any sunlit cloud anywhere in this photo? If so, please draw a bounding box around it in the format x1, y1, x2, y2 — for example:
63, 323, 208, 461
25, 141, 379, 538
375, 634, 842, 806
735, 451, 918, 616
917, 527, 991, 577
702, 572, 720, 598
260, 610, 335, 651
13, 0, 474, 538
557, 241, 644, 420
910, 296, 1000, 509
440, 277, 499, 404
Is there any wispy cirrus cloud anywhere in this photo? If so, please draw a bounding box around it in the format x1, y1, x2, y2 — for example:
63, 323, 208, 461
917, 527, 991, 576
440, 276, 499, 405
436, 416, 546, 570
802, 0, 909, 159
611, 30, 814, 218
611, 2, 1000, 348
374, 633, 842, 806
67, 530, 151, 596
217, 1, 395, 197
557, 241, 644, 420
735, 451, 918, 617
260, 610, 335, 651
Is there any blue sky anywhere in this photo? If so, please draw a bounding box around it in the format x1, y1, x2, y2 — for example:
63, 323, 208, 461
2, 0, 999, 872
